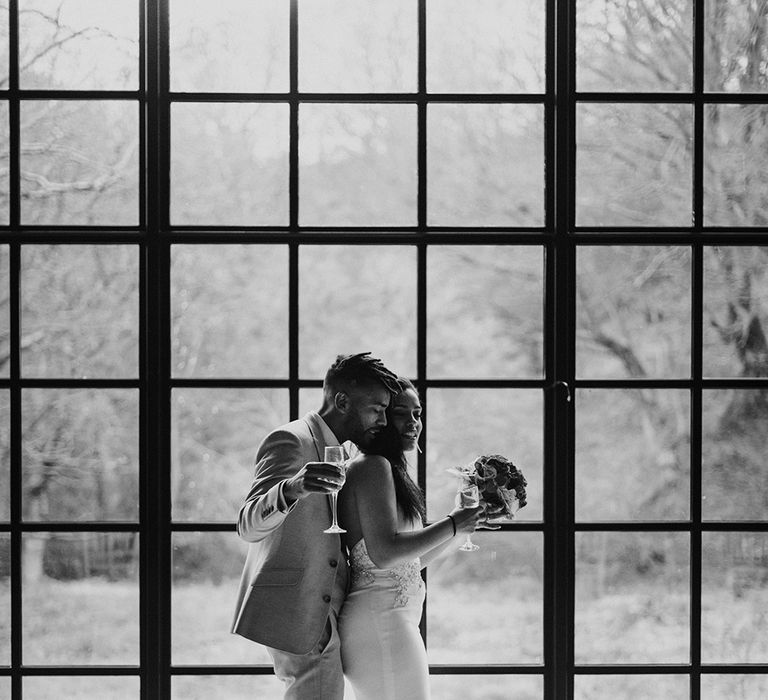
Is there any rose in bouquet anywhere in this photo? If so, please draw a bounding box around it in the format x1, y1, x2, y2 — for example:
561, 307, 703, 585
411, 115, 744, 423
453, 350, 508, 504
448, 454, 527, 523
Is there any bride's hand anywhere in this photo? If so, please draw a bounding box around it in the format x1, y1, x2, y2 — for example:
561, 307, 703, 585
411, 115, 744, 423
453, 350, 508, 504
448, 503, 485, 535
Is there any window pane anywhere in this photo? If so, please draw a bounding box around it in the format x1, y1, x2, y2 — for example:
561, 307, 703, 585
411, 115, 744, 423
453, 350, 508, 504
577, 0, 692, 92
575, 675, 689, 700
702, 675, 768, 700
299, 0, 416, 92
19, 0, 139, 90
703, 390, 768, 521
576, 389, 690, 521
22, 389, 139, 522
0, 534, 8, 664
172, 532, 266, 665
575, 532, 689, 663
705, 0, 768, 93
22, 532, 139, 663
428, 103, 544, 226
170, 0, 288, 92
0, 245, 7, 377
172, 389, 289, 522
23, 677, 139, 699
299, 387, 323, 419
430, 675, 543, 700
576, 246, 692, 379
702, 533, 768, 663
704, 105, 768, 226
0, 7, 7, 82
576, 104, 693, 226
703, 246, 768, 378
21, 245, 139, 379
427, 532, 543, 664
299, 104, 417, 226
171, 103, 289, 225
426, 389, 542, 523
0, 391, 9, 521
427, 0, 545, 93
172, 676, 288, 700
299, 245, 416, 378
171, 245, 289, 378
20, 101, 138, 225
427, 246, 544, 379
0, 102, 8, 225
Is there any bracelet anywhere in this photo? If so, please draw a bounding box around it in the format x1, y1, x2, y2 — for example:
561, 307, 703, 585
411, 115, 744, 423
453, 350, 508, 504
446, 514, 457, 536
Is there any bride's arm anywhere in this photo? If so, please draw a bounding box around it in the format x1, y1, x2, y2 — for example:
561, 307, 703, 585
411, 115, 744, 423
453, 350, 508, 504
419, 537, 457, 568
347, 454, 479, 568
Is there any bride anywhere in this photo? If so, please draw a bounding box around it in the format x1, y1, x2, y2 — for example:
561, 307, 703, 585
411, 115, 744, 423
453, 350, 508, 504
337, 378, 483, 700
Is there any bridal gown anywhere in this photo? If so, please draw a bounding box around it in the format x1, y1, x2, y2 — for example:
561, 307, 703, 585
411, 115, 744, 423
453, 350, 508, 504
339, 536, 429, 700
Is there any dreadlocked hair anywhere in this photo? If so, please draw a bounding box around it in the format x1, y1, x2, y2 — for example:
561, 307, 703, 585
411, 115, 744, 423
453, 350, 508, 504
324, 352, 400, 397
360, 379, 426, 524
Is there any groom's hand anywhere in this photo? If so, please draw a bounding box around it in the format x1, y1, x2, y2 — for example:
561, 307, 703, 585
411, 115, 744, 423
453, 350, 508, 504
283, 462, 345, 504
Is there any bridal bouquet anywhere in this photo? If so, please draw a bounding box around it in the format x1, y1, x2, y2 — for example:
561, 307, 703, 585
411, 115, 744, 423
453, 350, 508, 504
448, 454, 527, 523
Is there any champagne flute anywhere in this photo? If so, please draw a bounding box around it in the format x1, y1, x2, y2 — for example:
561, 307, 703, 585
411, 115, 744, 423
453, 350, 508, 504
323, 445, 347, 534
457, 483, 480, 551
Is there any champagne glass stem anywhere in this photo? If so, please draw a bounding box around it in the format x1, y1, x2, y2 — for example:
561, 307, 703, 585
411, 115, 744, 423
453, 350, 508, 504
329, 492, 339, 529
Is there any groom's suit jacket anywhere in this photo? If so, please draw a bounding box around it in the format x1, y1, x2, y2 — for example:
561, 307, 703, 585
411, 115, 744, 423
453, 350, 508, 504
231, 411, 348, 655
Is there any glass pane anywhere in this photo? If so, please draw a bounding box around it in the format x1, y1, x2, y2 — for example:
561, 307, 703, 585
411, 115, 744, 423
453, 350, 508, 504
427, 532, 543, 664
19, 0, 139, 89
575, 532, 689, 663
702, 675, 768, 700
299, 245, 416, 379
22, 389, 139, 522
298, 387, 323, 419
703, 390, 768, 521
576, 246, 692, 379
576, 389, 690, 521
705, 0, 768, 92
427, 103, 544, 226
0, 390, 8, 521
23, 677, 139, 699
576, 103, 693, 226
577, 0, 692, 92
430, 675, 543, 700
702, 532, 768, 663
0, 6, 7, 83
703, 246, 768, 378
20, 101, 139, 225
171, 103, 289, 225
427, 0, 545, 93
0, 245, 7, 377
575, 675, 689, 700
172, 676, 288, 700
299, 103, 416, 226
22, 532, 139, 664
0, 534, 9, 664
426, 389, 542, 523
704, 105, 768, 226
0, 102, 8, 225
299, 0, 416, 92
172, 532, 266, 664
427, 246, 544, 379
172, 389, 289, 522
21, 245, 139, 378
171, 245, 288, 378
170, 0, 288, 92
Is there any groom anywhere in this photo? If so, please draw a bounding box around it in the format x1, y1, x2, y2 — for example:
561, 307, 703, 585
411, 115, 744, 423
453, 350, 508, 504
232, 352, 400, 699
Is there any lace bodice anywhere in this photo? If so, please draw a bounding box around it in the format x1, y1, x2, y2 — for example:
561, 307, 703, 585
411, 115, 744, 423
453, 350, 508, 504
348, 538, 423, 608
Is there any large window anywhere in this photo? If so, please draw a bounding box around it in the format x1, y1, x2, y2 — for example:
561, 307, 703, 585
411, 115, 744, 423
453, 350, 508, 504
1, 1, 766, 698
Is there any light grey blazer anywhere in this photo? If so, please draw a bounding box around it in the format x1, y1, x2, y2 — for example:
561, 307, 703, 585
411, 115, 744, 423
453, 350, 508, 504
231, 412, 348, 654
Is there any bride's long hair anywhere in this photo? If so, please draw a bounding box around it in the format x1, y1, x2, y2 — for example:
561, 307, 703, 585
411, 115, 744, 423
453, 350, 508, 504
360, 379, 426, 524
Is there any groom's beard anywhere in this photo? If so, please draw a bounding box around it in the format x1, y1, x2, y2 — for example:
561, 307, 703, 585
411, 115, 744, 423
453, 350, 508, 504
347, 417, 382, 449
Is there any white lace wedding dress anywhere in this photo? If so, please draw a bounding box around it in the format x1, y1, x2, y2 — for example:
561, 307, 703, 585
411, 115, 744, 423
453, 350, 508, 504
339, 534, 429, 700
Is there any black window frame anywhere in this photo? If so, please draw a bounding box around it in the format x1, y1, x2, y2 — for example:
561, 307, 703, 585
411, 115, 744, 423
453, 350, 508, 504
0, 0, 766, 698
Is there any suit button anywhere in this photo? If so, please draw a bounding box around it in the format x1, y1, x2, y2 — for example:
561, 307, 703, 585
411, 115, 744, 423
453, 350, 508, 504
330, 559, 338, 567
323, 594, 331, 603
